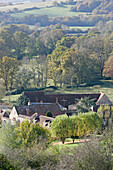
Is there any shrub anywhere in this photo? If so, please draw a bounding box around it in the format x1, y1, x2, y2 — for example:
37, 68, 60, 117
0, 154, 15, 170
46, 111, 53, 117
16, 93, 29, 106
56, 140, 113, 170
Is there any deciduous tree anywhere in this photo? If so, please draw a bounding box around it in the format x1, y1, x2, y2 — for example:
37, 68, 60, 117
51, 114, 70, 144
103, 56, 113, 78
16, 93, 29, 106
0, 56, 20, 90
15, 119, 50, 147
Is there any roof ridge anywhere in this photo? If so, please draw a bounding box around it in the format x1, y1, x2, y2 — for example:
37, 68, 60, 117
96, 92, 104, 104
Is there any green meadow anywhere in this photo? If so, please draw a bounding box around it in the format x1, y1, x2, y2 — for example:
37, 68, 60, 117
69, 26, 93, 30
11, 5, 91, 18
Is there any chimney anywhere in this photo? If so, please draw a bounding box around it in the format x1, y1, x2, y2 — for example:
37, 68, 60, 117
56, 97, 58, 103
26, 109, 29, 115
28, 101, 31, 105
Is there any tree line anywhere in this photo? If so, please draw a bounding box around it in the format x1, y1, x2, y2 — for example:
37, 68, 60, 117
51, 112, 102, 144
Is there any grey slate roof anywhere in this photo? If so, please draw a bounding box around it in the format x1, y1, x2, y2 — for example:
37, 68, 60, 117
15, 103, 64, 117
96, 92, 112, 105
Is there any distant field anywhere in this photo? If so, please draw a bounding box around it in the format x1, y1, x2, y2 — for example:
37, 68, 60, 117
11, 5, 91, 18
0, 1, 53, 11
28, 25, 93, 31
69, 26, 93, 30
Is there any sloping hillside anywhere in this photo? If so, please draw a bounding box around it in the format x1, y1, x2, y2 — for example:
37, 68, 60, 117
71, 0, 113, 14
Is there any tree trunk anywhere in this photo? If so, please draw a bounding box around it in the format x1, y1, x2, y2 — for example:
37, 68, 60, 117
5, 78, 8, 91
71, 77, 73, 87
10, 78, 13, 90
100, 67, 103, 78
61, 138, 65, 144
37, 71, 40, 87
54, 80, 56, 87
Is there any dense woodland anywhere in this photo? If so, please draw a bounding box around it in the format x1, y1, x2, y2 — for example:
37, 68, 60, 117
0, 23, 113, 92
71, 0, 113, 14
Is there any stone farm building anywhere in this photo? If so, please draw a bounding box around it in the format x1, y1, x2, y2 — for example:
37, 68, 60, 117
24, 91, 112, 110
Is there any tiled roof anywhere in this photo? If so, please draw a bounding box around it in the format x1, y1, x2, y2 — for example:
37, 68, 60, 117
96, 92, 112, 105
15, 103, 64, 117
24, 91, 101, 107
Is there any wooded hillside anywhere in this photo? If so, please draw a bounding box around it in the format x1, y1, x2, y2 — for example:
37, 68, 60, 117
71, 0, 113, 14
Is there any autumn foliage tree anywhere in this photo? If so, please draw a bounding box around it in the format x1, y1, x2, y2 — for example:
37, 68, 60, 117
103, 56, 113, 78
0, 56, 20, 90
15, 119, 50, 147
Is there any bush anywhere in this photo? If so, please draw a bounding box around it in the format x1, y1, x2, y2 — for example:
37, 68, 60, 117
46, 111, 53, 117
16, 93, 29, 106
1, 130, 113, 170
0, 154, 15, 170
56, 140, 113, 170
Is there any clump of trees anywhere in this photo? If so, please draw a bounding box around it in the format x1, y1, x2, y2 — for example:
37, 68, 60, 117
15, 119, 50, 147
0, 120, 51, 169
0, 120, 50, 149
51, 112, 102, 144
55, 139, 113, 170
71, 0, 112, 14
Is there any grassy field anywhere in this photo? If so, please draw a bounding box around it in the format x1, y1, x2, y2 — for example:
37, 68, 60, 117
0, 1, 53, 11
28, 25, 93, 31
69, 26, 93, 30
53, 142, 79, 150
2, 94, 20, 107
50, 138, 80, 151
11, 5, 91, 18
